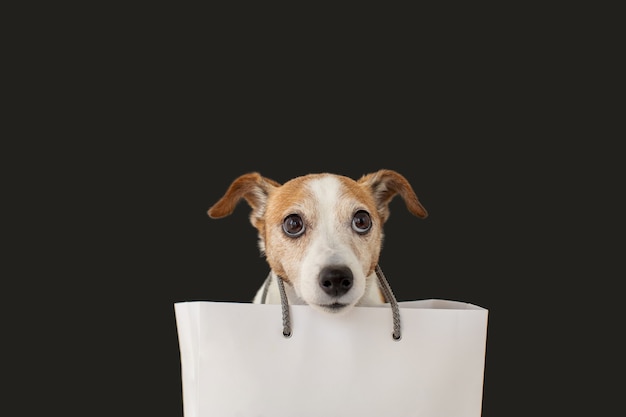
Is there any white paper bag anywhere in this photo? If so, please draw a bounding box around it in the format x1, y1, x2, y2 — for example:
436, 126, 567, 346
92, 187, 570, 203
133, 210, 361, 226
175, 299, 488, 417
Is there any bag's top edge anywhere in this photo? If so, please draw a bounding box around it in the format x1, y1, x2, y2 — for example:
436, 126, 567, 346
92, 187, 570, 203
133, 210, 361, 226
173, 299, 487, 311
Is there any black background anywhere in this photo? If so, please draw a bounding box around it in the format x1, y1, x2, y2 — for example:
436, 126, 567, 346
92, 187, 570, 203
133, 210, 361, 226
12, 5, 617, 417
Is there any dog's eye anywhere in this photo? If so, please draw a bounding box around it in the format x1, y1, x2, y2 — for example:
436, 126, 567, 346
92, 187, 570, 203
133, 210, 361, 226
283, 214, 305, 237
352, 210, 371, 234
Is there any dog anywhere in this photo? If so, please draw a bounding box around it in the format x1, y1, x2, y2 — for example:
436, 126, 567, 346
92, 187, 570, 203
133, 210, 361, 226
207, 169, 428, 314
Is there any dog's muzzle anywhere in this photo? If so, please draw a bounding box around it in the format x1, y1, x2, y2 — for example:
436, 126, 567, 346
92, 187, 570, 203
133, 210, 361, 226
275, 264, 402, 340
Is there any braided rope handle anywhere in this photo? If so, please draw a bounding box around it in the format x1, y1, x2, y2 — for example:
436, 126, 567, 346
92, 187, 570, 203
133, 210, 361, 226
276, 276, 292, 337
375, 264, 402, 340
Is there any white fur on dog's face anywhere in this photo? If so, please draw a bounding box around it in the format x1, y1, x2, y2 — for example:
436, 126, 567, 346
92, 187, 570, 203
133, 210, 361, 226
262, 174, 383, 313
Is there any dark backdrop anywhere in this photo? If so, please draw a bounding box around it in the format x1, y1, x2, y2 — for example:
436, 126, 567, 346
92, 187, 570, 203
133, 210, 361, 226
17, 6, 614, 417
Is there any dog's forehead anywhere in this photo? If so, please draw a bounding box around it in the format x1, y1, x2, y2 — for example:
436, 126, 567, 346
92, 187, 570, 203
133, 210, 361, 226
267, 174, 375, 216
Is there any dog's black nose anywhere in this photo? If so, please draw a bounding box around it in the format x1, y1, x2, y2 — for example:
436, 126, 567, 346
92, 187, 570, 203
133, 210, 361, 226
319, 266, 353, 297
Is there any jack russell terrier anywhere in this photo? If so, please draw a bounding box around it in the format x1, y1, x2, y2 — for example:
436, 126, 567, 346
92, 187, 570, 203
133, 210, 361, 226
207, 169, 428, 315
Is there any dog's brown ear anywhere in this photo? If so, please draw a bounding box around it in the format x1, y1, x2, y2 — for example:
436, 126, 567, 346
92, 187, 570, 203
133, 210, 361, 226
208, 172, 280, 224
358, 169, 428, 222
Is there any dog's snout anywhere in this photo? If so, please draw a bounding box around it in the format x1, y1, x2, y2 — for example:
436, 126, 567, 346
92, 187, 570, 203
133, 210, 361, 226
319, 266, 353, 297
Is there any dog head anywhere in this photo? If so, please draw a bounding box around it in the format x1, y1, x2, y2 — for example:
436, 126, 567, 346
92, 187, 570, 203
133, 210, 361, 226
208, 169, 427, 313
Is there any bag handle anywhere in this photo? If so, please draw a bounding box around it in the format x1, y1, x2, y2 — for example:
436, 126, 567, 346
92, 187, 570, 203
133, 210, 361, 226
375, 264, 402, 340
276, 264, 402, 341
